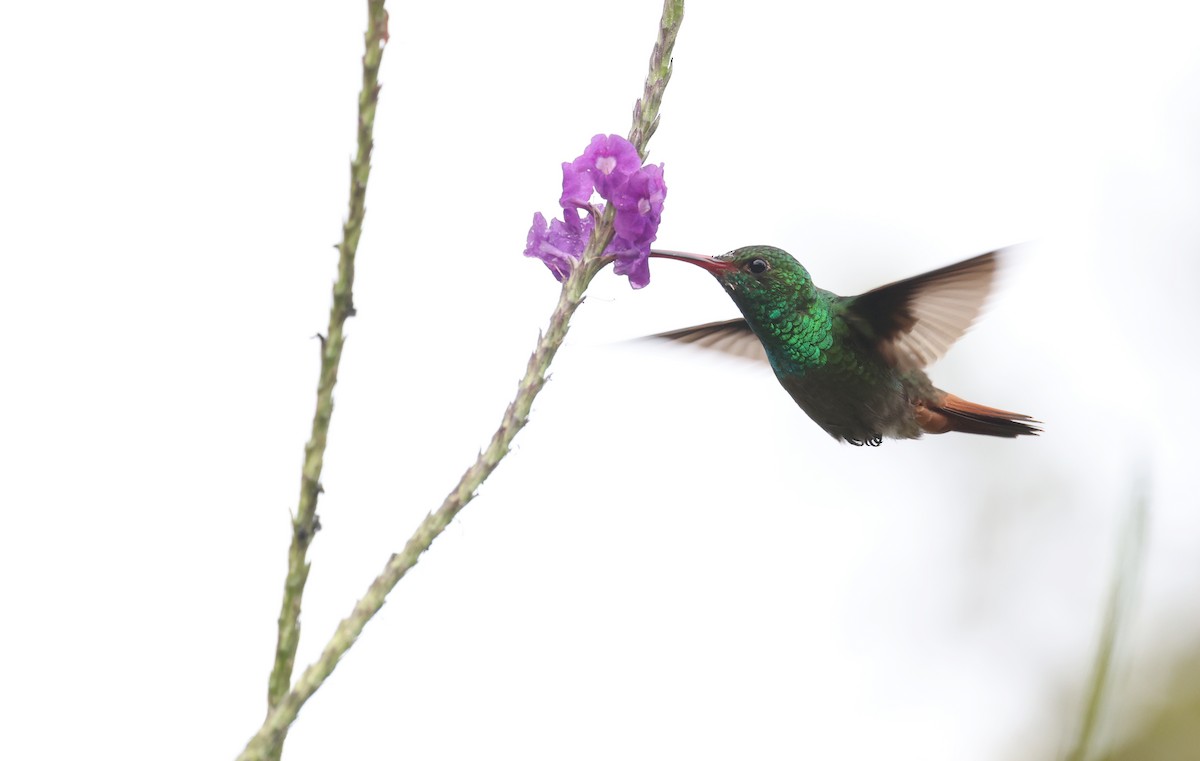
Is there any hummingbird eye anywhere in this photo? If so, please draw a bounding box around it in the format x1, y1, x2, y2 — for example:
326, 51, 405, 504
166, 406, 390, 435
746, 258, 770, 275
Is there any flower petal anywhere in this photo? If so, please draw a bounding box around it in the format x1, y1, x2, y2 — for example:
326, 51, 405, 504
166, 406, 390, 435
527, 137, 665, 288
524, 211, 576, 282
612, 243, 652, 289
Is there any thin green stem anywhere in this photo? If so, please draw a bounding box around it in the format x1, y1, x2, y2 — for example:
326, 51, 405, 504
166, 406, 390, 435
238, 2, 685, 757
1064, 475, 1149, 761
628, 0, 685, 161
262, 0, 389, 756
238, 249, 605, 761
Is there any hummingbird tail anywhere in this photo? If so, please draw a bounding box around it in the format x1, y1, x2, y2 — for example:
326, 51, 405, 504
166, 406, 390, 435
915, 393, 1041, 438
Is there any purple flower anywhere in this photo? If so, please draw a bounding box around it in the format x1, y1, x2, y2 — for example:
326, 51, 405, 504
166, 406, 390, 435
612, 162, 666, 250
611, 244, 652, 289
523, 208, 596, 282
526, 134, 666, 288
560, 134, 643, 209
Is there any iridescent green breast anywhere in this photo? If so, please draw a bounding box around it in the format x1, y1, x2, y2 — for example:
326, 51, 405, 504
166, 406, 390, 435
746, 290, 835, 377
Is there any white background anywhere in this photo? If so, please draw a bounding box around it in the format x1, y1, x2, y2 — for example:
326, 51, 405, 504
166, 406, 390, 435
2, 1, 1198, 759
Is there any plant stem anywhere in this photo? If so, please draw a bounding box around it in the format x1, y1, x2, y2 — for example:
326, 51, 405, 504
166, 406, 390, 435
240, 1, 685, 757
628, 0, 685, 161
238, 248, 605, 761
1064, 476, 1149, 761
262, 0, 389, 755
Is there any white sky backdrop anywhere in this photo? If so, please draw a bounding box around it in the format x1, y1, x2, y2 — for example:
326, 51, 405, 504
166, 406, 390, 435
2, 1, 1199, 759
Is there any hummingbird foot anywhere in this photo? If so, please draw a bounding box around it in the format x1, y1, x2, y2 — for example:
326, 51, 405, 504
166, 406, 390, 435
847, 435, 884, 447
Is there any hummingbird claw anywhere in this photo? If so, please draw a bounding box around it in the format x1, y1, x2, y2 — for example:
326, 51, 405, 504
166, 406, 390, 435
847, 435, 883, 447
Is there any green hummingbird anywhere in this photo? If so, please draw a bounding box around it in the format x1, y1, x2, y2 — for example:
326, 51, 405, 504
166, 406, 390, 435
648, 246, 1040, 445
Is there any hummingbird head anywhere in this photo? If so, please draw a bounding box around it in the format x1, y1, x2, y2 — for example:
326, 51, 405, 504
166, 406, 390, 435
650, 246, 815, 310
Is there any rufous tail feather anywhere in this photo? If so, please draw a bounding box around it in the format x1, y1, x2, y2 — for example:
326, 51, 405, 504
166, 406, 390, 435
914, 393, 1041, 437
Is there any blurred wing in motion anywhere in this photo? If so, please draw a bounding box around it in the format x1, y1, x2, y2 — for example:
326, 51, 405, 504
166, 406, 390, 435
645, 318, 769, 363
841, 250, 1000, 371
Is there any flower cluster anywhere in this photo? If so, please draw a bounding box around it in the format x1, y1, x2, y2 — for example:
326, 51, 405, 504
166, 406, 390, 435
524, 134, 666, 289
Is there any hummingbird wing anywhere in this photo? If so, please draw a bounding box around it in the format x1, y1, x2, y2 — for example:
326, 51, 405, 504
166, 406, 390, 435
840, 250, 999, 371
646, 318, 768, 362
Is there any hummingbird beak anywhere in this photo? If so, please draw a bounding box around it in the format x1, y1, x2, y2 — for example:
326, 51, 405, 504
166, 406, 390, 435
649, 249, 737, 273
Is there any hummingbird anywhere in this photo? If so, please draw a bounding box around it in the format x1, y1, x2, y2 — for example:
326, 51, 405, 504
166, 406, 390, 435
648, 246, 1040, 445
